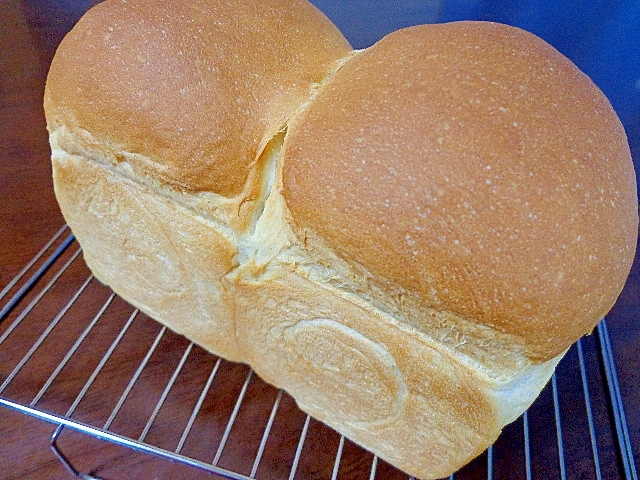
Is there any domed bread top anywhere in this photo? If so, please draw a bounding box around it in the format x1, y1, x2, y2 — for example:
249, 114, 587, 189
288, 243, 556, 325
282, 21, 638, 360
44, 0, 352, 196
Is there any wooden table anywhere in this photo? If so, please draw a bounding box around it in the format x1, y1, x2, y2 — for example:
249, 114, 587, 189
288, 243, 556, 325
2, 1, 638, 479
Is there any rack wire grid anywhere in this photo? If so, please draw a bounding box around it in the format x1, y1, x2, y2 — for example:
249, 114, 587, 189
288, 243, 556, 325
0, 225, 637, 479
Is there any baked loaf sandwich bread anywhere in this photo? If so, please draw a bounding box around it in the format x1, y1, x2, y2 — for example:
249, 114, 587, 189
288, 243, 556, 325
44, 0, 638, 478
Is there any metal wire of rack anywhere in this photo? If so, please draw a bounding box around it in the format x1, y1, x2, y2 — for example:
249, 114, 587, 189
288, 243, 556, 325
0, 226, 637, 479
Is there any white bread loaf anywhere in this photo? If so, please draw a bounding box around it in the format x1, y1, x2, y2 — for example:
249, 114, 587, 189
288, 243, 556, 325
44, 1, 638, 478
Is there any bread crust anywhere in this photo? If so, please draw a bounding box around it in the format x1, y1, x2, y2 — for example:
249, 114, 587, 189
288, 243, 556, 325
44, 0, 352, 197
282, 21, 638, 360
45, 5, 638, 479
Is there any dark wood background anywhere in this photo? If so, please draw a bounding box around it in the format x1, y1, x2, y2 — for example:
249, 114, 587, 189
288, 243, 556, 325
1, 1, 638, 478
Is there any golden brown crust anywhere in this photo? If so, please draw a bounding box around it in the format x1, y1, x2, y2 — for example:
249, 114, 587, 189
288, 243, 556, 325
282, 21, 638, 360
44, 0, 351, 196
45, 7, 638, 479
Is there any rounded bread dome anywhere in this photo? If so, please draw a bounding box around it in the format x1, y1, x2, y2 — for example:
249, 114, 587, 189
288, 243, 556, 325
282, 21, 638, 360
44, 0, 352, 196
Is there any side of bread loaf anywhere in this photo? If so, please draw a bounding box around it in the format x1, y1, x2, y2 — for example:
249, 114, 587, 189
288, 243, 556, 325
45, 1, 638, 478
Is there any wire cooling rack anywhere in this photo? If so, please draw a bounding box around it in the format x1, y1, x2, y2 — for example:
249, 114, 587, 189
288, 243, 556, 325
0, 225, 637, 479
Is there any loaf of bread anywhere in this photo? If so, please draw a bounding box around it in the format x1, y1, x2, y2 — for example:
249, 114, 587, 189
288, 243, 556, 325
44, 1, 638, 478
